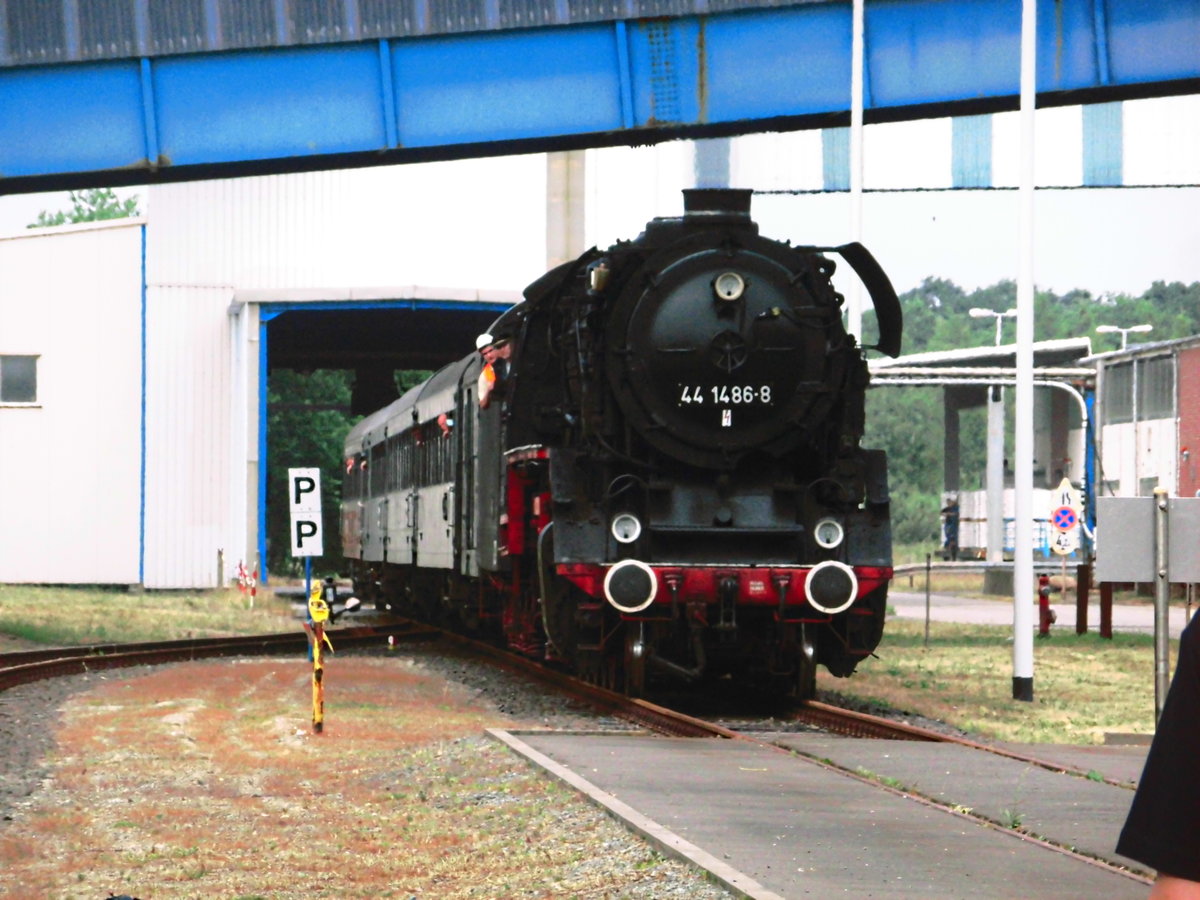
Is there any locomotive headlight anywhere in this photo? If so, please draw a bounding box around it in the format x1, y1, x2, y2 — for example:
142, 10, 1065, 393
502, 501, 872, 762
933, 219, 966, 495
813, 517, 845, 549
713, 271, 746, 302
611, 513, 642, 544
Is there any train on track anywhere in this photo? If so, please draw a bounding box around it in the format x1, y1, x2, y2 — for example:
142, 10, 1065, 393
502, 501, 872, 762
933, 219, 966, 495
340, 188, 902, 698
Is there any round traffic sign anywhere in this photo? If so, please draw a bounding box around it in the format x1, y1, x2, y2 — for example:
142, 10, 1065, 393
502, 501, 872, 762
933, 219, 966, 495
1051, 506, 1078, 532
1051, 528, 1079, 556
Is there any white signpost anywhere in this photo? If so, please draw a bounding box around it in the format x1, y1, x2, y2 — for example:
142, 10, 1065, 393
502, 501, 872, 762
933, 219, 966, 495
289, 467, 324, 557
1049, 477, 1080, 557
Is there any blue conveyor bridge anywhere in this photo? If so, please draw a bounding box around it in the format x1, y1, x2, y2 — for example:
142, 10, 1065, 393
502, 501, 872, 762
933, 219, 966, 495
1, 0, 1198, 193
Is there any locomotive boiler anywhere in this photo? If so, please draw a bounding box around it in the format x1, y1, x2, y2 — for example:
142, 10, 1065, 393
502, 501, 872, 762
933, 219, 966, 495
341, 188, 902, 698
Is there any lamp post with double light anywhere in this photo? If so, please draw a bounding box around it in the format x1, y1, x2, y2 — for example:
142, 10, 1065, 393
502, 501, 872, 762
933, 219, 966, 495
1096, 323, 1153, 350
969, 307, 1018, 347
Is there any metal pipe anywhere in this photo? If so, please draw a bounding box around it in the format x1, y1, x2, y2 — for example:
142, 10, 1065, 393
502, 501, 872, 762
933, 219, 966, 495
847, 0, 865, 342
870, 366, 1093, 378
871, 377, 1089, 437
986, 391, 1005, 563
924, 552, 931, 647
1013, 0, 1037, 702
1154, 487, 1170, 723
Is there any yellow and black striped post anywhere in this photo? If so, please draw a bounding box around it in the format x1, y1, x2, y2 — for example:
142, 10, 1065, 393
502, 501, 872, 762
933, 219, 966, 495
305, 586, 334, 733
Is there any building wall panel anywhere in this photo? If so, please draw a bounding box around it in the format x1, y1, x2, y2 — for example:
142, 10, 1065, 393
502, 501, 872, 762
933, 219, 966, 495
141, 284, 234, 588
1180, 347, 1200, 497
146, 158, 546, 292
1136, 418, 1176, 495
0, 222, 142, 583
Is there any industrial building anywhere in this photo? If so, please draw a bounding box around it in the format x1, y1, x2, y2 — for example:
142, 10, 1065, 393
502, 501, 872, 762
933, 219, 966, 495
2, 126, 1198, 588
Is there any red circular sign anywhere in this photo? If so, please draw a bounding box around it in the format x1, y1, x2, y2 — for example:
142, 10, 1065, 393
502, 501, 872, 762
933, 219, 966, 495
1051, 506, 1078, 532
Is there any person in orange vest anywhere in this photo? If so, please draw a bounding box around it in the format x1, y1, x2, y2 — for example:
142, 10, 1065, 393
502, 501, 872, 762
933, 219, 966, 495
476, 332, 513, 409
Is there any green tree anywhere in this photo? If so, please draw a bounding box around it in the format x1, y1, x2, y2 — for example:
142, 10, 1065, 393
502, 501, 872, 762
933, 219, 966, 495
265, 367, 432, 580
266, 369, 358, 579
29, 188, 141, 228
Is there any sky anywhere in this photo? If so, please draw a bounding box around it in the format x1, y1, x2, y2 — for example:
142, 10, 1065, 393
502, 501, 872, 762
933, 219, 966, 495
2, 94, 1197, 299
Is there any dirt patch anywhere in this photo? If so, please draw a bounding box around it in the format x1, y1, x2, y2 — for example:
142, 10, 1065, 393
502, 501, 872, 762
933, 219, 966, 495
0, 655, 733, 899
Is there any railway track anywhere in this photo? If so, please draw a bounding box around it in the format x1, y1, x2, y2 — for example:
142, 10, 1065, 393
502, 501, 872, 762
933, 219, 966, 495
2, 622, 1130, 787
0, 623, 439, 692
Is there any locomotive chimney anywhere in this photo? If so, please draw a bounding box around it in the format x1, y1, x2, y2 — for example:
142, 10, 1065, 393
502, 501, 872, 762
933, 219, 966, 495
683, 188, 752, 218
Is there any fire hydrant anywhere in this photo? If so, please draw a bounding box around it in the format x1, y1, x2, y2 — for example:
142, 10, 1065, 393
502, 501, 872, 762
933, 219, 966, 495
1037, 574, 1057, 637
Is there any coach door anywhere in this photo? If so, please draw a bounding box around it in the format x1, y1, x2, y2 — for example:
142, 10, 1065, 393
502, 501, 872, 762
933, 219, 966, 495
394, 431, 415, 566
458, 375, 477, 577
414, 424, 455, 570
362, 441, 387, 562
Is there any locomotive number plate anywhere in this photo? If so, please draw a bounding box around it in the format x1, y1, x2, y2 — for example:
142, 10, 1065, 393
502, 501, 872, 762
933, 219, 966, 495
677, 384, 774, 406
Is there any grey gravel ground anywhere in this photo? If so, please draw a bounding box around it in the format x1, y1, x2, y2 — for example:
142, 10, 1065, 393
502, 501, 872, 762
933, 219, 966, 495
0, 671, 104, 824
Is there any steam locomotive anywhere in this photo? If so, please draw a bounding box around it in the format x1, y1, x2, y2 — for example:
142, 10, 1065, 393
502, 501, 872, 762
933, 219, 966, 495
341, 189, 902, 698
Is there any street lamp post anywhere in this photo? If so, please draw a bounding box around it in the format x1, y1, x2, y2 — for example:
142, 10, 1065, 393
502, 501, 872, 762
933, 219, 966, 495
1096, 323, 1153, 350
969, 307, 1019, 346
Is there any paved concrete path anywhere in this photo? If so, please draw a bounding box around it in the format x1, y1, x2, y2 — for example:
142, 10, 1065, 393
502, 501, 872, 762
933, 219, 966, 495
497, 730, 1150, 900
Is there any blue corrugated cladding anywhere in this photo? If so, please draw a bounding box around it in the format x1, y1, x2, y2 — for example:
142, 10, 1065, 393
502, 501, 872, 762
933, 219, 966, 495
822, 127, 849, 191
952, 114, 992, 188
390, 25, 625, 146
1082, 102, 1123, 186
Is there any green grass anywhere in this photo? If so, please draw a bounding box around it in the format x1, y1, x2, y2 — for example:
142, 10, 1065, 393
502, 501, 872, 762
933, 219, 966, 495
824, 617, 1164, 745
0, 584, 294, 646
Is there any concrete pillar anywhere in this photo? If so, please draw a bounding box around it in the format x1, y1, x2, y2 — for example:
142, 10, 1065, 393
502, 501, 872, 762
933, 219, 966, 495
546, 150, 586, 271
944, 394, 960, 494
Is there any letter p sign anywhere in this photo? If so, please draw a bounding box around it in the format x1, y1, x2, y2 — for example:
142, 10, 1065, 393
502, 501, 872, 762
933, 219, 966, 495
289, 467, 324, 557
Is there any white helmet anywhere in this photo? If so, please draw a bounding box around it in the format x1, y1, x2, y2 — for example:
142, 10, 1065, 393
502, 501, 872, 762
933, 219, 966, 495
475, 333, 494, 350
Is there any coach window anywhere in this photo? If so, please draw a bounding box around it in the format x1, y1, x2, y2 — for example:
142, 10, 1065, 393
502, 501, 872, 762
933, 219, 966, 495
386, 434, 402, 491
0, 355, 38, 403
370, 443, 386, 496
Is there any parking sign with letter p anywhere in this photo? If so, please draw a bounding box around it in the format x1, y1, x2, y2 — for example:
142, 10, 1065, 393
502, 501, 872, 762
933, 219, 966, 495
289, 467, 323, 557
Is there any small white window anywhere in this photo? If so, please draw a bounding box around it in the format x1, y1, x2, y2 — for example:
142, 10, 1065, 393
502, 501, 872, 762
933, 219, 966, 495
0, 355, 38, 403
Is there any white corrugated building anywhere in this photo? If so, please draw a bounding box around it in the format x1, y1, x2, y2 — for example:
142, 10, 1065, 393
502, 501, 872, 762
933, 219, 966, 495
0, 220, 145, 583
